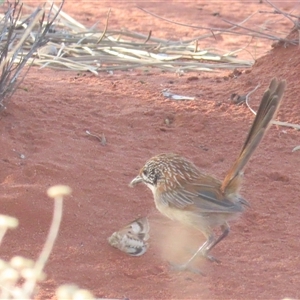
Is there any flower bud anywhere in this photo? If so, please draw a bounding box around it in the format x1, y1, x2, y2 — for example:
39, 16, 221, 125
73, 289, 95, 300
21, 268, 46, 281
0, 267, 19, 282
47, 185, 72, 198
0, 215, 18, 229
10, 256, 34, 270
56, 284, 78, 299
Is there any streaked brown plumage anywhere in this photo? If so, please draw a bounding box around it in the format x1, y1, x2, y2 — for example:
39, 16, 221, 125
129, 78, 286, 273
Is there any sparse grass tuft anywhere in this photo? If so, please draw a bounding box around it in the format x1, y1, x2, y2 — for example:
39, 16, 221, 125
0, 0, 64, 112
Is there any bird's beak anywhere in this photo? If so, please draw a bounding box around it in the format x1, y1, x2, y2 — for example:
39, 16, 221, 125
129, 175, 143, 187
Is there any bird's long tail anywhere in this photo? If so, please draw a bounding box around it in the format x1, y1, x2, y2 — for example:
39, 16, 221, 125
221, 78, 286, 194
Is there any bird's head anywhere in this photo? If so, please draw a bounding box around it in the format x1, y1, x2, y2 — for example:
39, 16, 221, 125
129, 153, 200, 194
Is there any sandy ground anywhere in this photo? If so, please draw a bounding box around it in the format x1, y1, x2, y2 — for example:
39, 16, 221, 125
0, 1, 300, 299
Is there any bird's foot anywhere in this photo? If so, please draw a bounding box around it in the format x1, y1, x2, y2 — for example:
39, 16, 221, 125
201, 252, 221, 263
168, 261, 206, 276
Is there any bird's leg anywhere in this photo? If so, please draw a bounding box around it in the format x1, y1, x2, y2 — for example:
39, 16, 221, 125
169, 235, 215, 275
202, 223, 230, 259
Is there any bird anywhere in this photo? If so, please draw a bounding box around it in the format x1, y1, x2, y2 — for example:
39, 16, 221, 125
129, 78, 286, 273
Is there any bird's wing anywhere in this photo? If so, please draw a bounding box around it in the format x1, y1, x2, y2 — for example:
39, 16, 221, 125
158, 176, 244, 213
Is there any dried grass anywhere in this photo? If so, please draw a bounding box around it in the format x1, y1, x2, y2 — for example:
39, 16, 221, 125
7, 2, 255, 76
0, 1, 64, 111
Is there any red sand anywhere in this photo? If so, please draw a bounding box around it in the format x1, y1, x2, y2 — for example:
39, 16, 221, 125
0, 1, 300, 299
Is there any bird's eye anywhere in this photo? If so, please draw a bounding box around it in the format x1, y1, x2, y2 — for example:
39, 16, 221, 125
142, 170, 148, 176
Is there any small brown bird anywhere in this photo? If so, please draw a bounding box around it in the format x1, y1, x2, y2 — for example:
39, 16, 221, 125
129, 78, 286, 272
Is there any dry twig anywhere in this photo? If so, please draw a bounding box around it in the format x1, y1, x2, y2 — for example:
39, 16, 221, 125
245, 83, 300, 130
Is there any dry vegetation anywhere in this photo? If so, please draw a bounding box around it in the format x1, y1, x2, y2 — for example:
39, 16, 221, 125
0, 0, 299, 299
